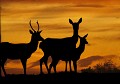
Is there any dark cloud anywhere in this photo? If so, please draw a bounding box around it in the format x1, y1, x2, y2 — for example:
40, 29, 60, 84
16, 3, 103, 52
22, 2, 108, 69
2, 0, 120, 4
78, 56, 103, 67
92, 28, 113, 32
116, 37, 120, 40
42, 24, 70, 30
38, 5, 73, 17
1, 67, 39, 76
78, 55, 119, 67
88, 23, 120, 33
0, 0, 92, 3
72, 4, 105, 8
9, 60, 21, 64
1, 0, 83, 4
2, 55, 119, 75
28, 57, 52, 69
4, 59, 21, 65
28, 55, 119, 69
28, 60, 39, 69
93, 34, 120, 41
1, 68, 23, 76
105, 8, 120, 13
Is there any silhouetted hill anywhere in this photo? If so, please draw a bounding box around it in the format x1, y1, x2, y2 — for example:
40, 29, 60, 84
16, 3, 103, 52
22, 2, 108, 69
1, 72, 120, 82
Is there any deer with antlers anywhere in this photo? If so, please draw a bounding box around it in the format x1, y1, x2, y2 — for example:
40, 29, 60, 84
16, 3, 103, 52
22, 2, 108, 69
0, 20, 44, 76
39, 18, 82, 73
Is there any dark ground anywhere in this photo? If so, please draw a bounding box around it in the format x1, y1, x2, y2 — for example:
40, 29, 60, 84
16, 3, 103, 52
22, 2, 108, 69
0, 72, 120, 82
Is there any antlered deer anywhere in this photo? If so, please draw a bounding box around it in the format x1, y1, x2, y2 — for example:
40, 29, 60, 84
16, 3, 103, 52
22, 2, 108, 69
0, 20, 44, 76
49, 34, 88, 73
39, 18, 82, 73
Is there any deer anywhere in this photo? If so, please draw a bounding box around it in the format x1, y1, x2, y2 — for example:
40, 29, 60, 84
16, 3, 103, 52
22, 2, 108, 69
49, 34, 88, 73
72, 34, 88, 72
0, 20, 44, 76
39, 18, 82, 74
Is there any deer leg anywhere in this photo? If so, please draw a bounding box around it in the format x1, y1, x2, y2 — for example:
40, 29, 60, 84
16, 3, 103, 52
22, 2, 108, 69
49, 60, 58, 74
40, 55, 49, 74
69, 60, 72, 72
0, 59, 1, 77
40, 57, 44, 74
1, 59, 7, 76
53, 64, 57, 73
21, 59, 27, 75
44, 56, 49, 73
65, 61, 68, 72
73, 61, 77, 73
48, 62, 53, 74
53, 61, 59, 73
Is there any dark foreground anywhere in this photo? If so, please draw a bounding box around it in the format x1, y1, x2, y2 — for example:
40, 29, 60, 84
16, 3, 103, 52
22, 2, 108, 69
1, 72, 120, 82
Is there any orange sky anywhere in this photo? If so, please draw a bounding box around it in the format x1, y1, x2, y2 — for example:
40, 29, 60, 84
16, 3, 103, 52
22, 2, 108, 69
1, 0, 120, 76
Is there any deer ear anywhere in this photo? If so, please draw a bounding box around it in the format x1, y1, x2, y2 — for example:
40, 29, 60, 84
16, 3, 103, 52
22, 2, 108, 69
29, 30, 34, 34
39, 30, 42, 33
78, 18, 82, 23
37, 30, 42, 33
69, 19, 73, 24
78, 35, 82, 38
84, 34, 88, 38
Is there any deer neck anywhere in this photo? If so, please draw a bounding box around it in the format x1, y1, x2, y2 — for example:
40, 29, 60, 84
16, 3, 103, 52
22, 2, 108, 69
78, 42, 86, 53
72, 29, 78, 43
29, 38, 38, 52
73, 29, 78, 36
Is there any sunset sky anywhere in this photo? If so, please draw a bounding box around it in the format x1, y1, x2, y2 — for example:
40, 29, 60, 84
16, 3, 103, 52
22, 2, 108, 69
1, 0, 120, 76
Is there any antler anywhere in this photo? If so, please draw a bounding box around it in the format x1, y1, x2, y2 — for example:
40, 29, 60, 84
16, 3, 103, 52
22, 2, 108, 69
36, 20, 40, 31
29, 20, 36, 32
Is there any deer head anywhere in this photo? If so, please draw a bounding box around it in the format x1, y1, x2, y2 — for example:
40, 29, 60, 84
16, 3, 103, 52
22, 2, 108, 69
78, 34, 88, 44
29, 20, 44, 41
69, 18, 82, 31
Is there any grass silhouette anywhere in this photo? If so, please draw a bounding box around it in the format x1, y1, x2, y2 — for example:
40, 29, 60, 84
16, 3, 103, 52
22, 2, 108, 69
81, 60, 120, 73
1, 72, 120, 81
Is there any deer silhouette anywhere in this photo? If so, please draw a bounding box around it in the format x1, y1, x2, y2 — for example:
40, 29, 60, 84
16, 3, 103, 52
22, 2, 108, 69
72, 34, 88, 72
0, 20, 44, 76
48, 34, 88, 73
39, 18, 82, 74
